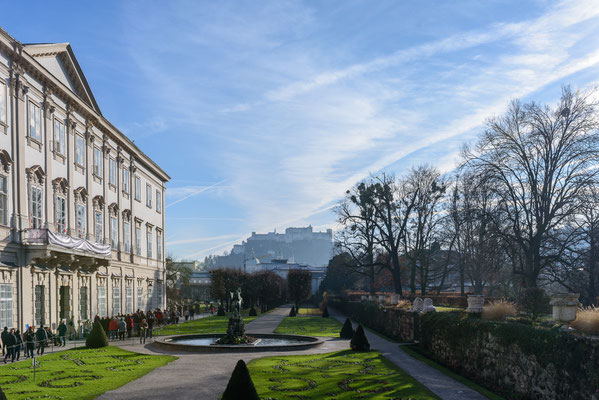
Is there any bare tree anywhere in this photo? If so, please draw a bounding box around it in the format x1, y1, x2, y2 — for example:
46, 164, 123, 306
335, 182, 383, 294
462, 87, 599, 287
402, 165, 447, 295
448, 170, 505, 294
368, 173, 419, 295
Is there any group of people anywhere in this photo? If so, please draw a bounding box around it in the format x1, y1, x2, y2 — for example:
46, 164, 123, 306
95, 307, 195, 344
0, 305, 203, 363
1, 320, 69, 364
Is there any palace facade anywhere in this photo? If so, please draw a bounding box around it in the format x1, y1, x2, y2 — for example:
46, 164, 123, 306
0, 27, 169, 333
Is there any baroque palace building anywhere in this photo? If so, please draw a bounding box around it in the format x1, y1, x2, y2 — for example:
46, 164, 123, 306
0, 27, 170, 333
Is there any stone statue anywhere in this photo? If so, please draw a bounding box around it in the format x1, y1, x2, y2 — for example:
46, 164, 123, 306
423, 298, 436, 313
410, 297, 424, 313
231, 288, 243, 318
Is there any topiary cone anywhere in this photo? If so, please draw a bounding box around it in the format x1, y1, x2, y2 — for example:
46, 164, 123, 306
0, 386, 7, 400
289, 306, 296, 317
221, 359, 260, 400
339, 318, 355, 339
322, 307, 330, 317
86, 319, 109, 348
350, 324, 370, 351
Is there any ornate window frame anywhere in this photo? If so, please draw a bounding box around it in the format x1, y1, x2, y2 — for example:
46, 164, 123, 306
52, 177, 69, 234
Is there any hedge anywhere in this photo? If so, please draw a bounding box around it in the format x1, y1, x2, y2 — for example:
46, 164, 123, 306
419, 312, 599, 399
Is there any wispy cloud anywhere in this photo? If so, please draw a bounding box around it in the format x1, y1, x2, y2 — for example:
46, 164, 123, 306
166, 180, 227, 209
117, 0, 599, 259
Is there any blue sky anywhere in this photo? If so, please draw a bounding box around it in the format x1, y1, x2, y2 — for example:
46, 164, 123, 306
4, 0, 599, 260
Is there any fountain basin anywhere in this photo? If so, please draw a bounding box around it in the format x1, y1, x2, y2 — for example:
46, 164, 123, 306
153, 333, 324, 353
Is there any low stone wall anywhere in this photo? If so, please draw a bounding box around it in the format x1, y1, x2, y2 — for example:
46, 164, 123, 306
420, 312, 599, 400
331, 300, 419, 342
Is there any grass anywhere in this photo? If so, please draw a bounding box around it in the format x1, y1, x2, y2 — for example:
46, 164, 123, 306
571, 306, 599, 334
482, 301, 517, 321
248, 349, 440, 399
274, 316, 343, 337
402, 345, 504, 400
297, 307, 323, 316
435, 306, 465, 312
0, 346, 176, 400
154, 310, 258, 336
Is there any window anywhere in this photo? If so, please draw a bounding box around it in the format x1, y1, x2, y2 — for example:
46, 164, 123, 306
75, 135, 85, 167
137, 287, 143, 310
156, 284, 163, 308
98, 286, 106, 317
146, 184, 152, 208
80, 286, 88, 320
54, 119, 65, 155
157, 231, 162, 260
124, 221, 131, 252
113, 286, 120, 316
147, 286, 153, 310
77, 203, 86, 238
0, 176, 7, 225
147, 230, 153, 258
30, 186, 43, 229
109, 158, 117, 186
126, 287, 133, 314
35, 285, 45, 326
136, 225, 141, 256
156, 190, 162, 213
93, 147, 102, 178
28, 101, 41, 141
122, 168, 129, 193
95, 211, 103, 243
0, 82, 6, 124
111, 216, 118, 250
134, 176, 141, 201
59, 286, 71, 320
55, 196, 66, 233
0, 284, 12, 328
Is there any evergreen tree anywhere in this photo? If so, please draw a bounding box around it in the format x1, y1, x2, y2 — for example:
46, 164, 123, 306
221, 359, 260, 400
350, 324, 370, 351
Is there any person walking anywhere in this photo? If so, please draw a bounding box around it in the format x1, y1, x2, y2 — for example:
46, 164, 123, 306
58, 320, 67, 347
118, 318, 127, 341
184, 308, 190, 322
1, 327, 7, 357
108, 318, 118, 340
139, 319, 148, 344
24, 327, 35, 358
14, 330, 22, 361
3, 329, 16, 363
36, 325, 48, 355
126, 315, 133, 338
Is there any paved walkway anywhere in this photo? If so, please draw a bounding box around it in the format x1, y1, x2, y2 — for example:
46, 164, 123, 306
329, 309, 487, 400
98, 305, 489, 400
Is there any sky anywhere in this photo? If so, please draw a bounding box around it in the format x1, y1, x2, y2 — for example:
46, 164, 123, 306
3, 0, 599, 261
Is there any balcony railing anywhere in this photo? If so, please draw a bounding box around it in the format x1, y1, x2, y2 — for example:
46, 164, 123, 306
22, 229, 111, 257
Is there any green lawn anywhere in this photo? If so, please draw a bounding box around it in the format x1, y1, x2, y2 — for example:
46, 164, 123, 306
248, 349, 440, 399
153, 312, 258, 336
435, 306, 465, 312
0, 346, 175, 400
297, 307, 322, 316
274, 316, 344, 337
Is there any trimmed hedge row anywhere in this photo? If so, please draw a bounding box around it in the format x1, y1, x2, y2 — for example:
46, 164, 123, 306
331, 299, 419, 342
419, 312, 599, 400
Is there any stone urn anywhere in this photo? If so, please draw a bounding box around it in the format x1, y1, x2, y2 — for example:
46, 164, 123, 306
466, 295, 484, 313
550, 293, 579, 323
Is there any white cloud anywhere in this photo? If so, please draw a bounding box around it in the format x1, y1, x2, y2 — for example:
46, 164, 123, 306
121, 0, 599, 259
